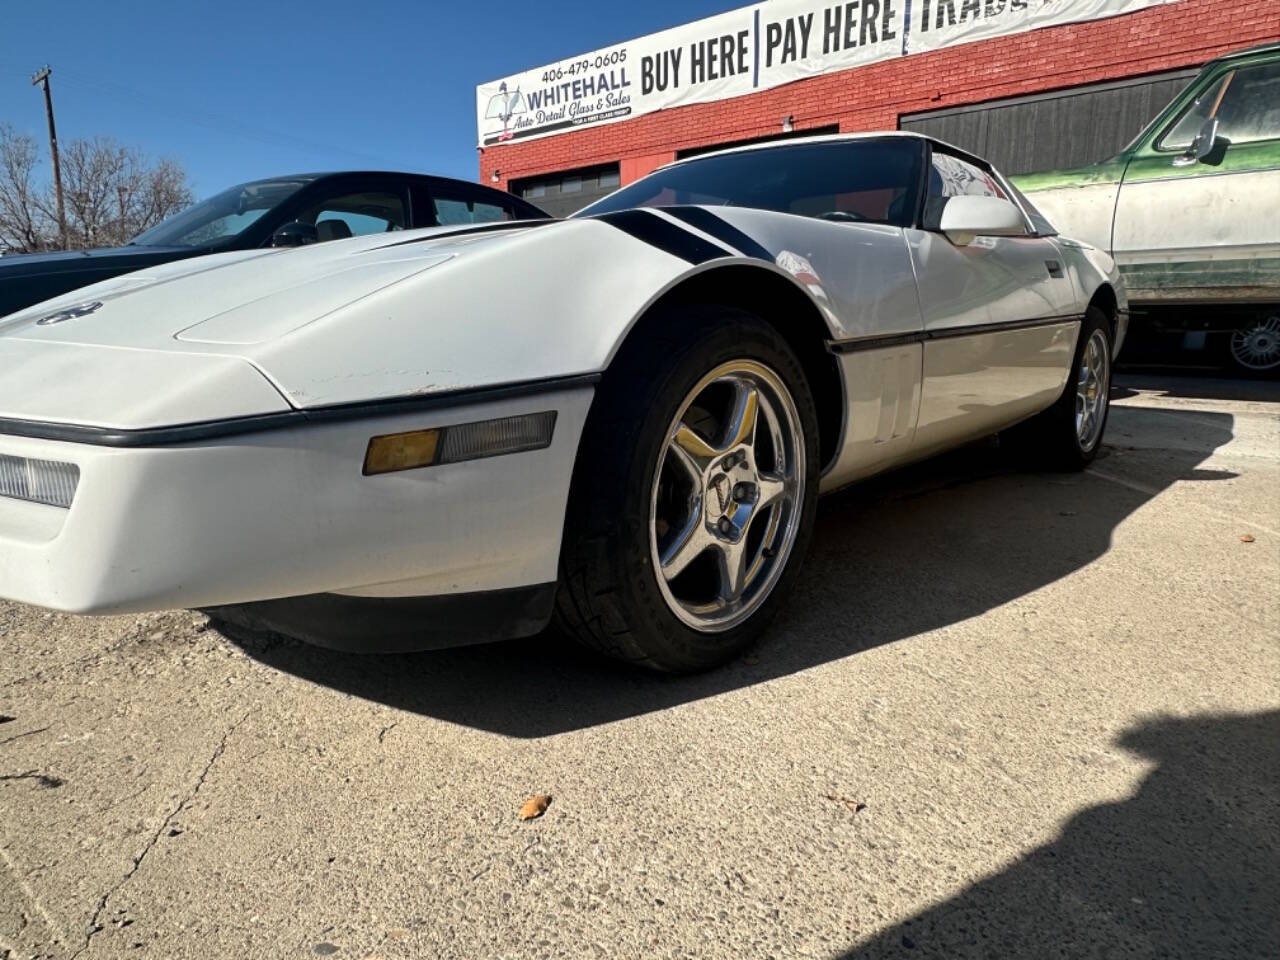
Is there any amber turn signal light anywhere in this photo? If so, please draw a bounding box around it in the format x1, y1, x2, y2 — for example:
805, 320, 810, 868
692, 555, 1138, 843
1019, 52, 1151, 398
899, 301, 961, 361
362, 429, 440, 476
362, 411, 556, 476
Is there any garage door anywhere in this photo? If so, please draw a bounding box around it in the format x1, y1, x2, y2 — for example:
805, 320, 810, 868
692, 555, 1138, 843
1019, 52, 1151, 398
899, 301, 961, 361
511, 164, 621, 218
900, 69, 1198, 175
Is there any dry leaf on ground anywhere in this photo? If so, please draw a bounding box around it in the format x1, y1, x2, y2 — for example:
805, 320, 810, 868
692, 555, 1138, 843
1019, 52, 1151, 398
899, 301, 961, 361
1240, 534, 1256, 543
824, 793, 867, 814
519, 794, 551, 820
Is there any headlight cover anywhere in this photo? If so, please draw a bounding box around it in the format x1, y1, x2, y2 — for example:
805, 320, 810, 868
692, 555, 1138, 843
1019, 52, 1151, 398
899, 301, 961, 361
0, 454, 80, 508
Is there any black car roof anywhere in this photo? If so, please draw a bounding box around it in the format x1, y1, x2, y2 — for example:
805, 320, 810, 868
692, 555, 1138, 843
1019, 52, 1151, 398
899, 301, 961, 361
249, 171, 481, 185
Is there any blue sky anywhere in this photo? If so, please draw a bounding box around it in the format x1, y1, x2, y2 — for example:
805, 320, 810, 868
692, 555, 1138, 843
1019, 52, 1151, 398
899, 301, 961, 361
0, 0, 742, 199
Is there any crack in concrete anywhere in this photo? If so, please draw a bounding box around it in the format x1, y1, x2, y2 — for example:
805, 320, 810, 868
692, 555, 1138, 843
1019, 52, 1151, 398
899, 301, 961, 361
0, 726, 50, 748
0, 637, 139, 691
377, 722, 398, 744
0, 770, 63, 789
1, 617, 219, 691
0, 843, 70, 951
70, 710, 251, 959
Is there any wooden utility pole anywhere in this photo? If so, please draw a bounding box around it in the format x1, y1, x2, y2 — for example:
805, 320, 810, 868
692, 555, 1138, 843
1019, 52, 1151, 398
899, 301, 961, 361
31, 66, 68, 250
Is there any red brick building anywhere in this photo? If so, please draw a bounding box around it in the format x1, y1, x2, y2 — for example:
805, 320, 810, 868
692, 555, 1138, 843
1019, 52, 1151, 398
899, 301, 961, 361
479, 0, 1277, 216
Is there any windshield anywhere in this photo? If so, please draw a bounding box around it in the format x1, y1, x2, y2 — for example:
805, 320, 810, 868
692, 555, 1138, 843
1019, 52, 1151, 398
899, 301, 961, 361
131, 178, 313, 247
574, 139, 923, 227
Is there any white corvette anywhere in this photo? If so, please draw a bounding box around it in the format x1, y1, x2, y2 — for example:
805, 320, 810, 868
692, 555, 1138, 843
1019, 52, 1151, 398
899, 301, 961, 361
0, 134, 1126, 671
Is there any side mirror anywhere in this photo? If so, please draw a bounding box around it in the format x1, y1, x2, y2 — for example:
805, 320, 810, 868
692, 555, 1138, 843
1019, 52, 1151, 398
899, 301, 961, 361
271, 221, 318, 248
1173, 116, 1220, 167
939, 195, 1028, 246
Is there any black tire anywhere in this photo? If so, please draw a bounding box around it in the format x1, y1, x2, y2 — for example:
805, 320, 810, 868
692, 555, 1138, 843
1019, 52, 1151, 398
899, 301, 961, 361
554, 305, 821, 673
1002, 306, 1113, 471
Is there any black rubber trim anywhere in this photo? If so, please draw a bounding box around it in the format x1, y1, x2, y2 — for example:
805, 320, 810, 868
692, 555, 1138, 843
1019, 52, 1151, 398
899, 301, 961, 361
826, 331, 925, 354
929, 313, 1084, 340
828, 313, 1084, 354
374, 217, 558, 250
0, 373, 600, 448
590, 209, 729, 264
204, 581, 557, 653
661, 206, 774, 261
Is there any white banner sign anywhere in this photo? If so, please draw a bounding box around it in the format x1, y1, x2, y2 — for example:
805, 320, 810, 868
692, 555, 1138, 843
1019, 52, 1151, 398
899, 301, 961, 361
909, 0, 1175, 51
477, 0, 1177, 147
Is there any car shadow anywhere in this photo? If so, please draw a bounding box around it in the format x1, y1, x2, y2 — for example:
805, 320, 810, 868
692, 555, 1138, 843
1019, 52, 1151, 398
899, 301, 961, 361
221, 405, 1237, 738
1112, 371, 1280, 404
839, 708, 1280, 958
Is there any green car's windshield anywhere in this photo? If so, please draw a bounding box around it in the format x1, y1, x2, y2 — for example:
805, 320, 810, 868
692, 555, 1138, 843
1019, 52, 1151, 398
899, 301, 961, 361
131, 177, 314, 247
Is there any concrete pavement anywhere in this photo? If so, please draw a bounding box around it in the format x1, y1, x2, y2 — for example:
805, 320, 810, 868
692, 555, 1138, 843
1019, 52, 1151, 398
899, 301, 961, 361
1, 374, 1277, 959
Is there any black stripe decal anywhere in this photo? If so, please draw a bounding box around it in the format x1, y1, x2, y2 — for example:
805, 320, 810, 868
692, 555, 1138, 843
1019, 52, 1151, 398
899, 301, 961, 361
0, 373, 601, 448
375, 217, 557, 250
663, 206, 774, 261
829, 314, 1083, 354
590, 209, 729, 264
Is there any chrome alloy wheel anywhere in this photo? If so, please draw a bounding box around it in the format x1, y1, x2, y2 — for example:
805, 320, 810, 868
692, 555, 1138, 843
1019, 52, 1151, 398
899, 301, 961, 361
1230, 315, 1280, 372
1076, 329, 1110, 452
648, 360, 805, 633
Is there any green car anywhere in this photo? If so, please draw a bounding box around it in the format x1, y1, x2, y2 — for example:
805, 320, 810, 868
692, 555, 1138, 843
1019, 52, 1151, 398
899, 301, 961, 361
1015, 42, 1280, 375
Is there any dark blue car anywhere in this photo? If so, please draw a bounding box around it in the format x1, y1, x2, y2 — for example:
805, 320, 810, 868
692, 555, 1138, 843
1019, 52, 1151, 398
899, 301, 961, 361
0, 170, 547, 318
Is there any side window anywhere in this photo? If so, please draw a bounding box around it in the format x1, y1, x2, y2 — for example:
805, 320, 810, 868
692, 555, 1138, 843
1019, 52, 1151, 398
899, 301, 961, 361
301, 190, 407, 241
1214, 61, 1280, 145
432, 192, 512, 225
784, 142, 923, 223
1159, 74, 1230, 150
928, 153, 1008, 199
1159, 62, 1280, 150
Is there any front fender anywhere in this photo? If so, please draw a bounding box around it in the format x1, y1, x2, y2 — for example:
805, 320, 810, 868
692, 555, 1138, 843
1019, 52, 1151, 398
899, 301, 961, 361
1056, 237, 1129, 357
250, 216, 842, 409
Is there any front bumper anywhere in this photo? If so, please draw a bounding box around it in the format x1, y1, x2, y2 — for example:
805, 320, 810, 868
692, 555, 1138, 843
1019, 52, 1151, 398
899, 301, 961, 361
0, 386, 592, 621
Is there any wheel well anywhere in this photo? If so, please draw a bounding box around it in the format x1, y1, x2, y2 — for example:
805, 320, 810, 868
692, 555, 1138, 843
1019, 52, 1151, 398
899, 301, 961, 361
1089, 283, 1119, 339
617, 264, 844, 470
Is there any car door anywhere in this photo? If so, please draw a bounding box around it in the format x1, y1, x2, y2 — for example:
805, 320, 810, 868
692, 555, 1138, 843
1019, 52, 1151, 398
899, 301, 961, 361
907, 146, 1081, 456
1111, 56, 1280, 304
697, 138, 927, 489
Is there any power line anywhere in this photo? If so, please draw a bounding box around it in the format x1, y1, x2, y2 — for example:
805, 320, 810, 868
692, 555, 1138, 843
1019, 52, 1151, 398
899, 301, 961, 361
51, 69, 398, 167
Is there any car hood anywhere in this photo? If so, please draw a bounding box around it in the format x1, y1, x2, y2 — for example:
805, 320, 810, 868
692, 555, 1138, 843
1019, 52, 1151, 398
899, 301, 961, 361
0, 221, 576, 429
1, 225, 542, 344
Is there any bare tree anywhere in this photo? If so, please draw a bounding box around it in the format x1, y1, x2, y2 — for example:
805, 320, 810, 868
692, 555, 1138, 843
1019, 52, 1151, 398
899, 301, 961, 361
0, 125, 47, 253
138, 158, 193, 230
44, 136, 129, 248
0, 126, 194, 253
